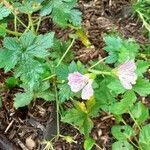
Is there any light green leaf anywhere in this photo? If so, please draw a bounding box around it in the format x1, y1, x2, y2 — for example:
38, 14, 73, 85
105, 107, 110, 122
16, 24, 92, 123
0, 23, 7, 37
136, 60, 150, 77
118, 39, 139, 63
111, 125, 135, 141
110, 91, 136, 115
0, 4, 11, 20
103, 35, 139, 64
84, 138, 95, 150
69, 9, 82, 26
112, 141, 134, 150
133, 78, 150, 96
108, 79, 126, 95
130, 101, 149, 123
17, 1, 41, 13
139, 124, 150, 150
14, 92, 33, 108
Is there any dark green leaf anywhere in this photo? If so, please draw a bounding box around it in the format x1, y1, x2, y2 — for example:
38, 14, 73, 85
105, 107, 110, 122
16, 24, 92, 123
40, 0, 81, 27
58, 84, 72, 102
5, 77, 18, 89
62, 108, 93, 137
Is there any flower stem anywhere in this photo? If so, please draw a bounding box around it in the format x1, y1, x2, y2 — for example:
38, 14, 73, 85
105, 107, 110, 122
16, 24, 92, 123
128, 111, 142, 131
42, 74, 56, 81
88, 69, 112, 76
54, 84, 60, 137
36, 17, 42, 33
56, 38, 75, 67
0, 25, 22, 36
28, 13, 35, 32
90, 57, 107, 69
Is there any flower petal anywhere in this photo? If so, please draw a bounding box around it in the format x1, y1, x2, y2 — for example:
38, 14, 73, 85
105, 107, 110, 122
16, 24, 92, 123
81, 80, 93, 100
68, 72, 88, 92
117, 60, 137, 90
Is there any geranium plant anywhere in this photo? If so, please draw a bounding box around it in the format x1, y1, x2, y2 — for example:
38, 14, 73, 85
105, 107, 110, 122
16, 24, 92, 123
0, 0, 150, 150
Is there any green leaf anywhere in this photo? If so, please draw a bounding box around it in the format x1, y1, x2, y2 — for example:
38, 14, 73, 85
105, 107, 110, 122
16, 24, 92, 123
58, 84, 72, 102
95, 79, 116, 112
68, 61, 85, 74
0, 4, 11, 20
84, 138, 95, 150
62, 108, 93, 137
16, 1, 41, 13
111, 125, 135, 141
35, 81, 54, 101
130, 101, 149, 123
0, 31, 54, 89
40, 0, 81, 27
103, 35, 122, 63
56, 64, 69, 81
112, 141, 134, 150
51, 39, 73, 62
15, 59, 45, 89
0, 47, 21, 72
103, 35, 139, 64
14, 92, 33, 108
133, 78, 150, 96
136, 60, 150, 77
69, 9, 82, 26
139, 124, 150, 150
110, 91, 136, 115
26, 32, 54, 58
118, 39, 139, 63
5, 77, 18, 89
0, 23, 7, 37
108, 79, 126, 95
20, 31, 36, 48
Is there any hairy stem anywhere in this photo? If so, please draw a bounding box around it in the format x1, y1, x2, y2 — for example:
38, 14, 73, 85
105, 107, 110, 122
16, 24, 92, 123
28, 13, 35, 32
88, 69, 112, 76
54, 84, 60, 137
90, 57, 107, 69
56, 38, 75, 67
0, 25, 22, 36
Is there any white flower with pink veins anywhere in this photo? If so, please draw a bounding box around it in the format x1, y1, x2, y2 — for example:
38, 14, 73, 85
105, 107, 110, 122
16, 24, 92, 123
117, 60, 137, 89
68, 72, 93, 100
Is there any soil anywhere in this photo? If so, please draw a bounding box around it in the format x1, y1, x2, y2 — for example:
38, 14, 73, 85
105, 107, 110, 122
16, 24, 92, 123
0, 0, 149, 150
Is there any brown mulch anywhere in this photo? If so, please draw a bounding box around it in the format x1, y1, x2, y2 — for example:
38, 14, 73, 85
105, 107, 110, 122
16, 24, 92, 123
0, 0, 148, 150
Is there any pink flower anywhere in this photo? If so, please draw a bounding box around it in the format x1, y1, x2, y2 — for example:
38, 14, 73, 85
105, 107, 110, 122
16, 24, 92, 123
117, 60, 137, 89
68, 72, 93, 100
